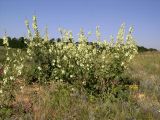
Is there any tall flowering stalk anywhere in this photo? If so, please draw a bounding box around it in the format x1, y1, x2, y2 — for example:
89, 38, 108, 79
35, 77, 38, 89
25, 19, 33, 40
96, 26, 101, 42
32, 16, 40, 38
44, 25, 49, 42
78, 28, 87, 43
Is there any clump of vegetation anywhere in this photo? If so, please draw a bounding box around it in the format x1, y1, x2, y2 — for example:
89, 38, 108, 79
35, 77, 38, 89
0, 16, 141, 119
2, 16, 137, 93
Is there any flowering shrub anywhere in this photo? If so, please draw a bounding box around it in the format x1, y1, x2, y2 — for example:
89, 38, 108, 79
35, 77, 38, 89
0, 16, 137, 100
0, 33, 25, 106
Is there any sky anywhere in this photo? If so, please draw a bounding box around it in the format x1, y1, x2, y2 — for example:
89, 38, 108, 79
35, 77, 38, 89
0, 0, 160, 49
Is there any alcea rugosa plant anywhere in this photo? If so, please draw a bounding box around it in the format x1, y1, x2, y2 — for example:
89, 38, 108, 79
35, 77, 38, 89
0, 16, 138, 99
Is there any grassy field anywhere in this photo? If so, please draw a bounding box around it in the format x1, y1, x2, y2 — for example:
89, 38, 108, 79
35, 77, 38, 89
0, 50, 160, 119
127, 51, 160, 119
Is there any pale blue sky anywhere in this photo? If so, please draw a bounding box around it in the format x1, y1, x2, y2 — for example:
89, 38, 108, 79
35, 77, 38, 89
0, 0, 160, 49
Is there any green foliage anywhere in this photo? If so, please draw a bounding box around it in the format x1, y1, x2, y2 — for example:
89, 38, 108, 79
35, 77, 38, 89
0, 106, 13, 120
0, 17, 138, 120
0, 16, 138, 99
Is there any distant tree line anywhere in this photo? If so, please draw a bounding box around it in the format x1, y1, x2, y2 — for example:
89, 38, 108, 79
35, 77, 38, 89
0, 37, 27, 49
137, 46, 158, 52
0, 37, 158, 52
